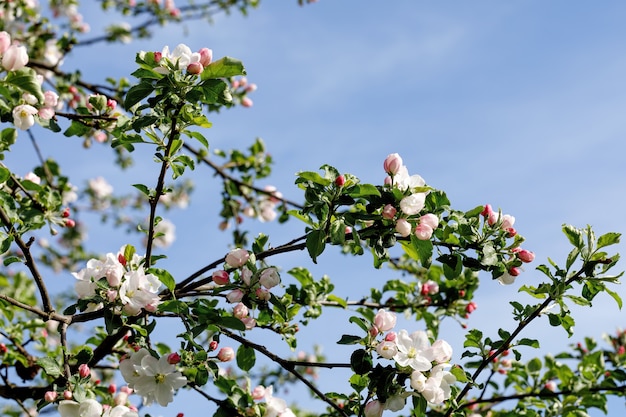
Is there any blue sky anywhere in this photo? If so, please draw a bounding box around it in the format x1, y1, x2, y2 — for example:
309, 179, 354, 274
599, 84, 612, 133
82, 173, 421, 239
8, 1, 626, 416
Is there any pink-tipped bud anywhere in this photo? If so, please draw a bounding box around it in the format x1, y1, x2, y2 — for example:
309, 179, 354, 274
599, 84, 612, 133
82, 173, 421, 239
241, 97, 253, 107
506, 227, 517, 237
108, 383, 117, 394
167, 352, 181, 364
78, 363, 90, 378
509, 267, 521, 276
154, 51, 162, 63
117, 253, 127, 266
382, 204, 397, 220
198, 48, 212, 67
226, 289, 244, 303
209, 340, 218, 351
465, 301, 477, 314
107, 99, 117, 110
334, 175, 345, 187
395, 218, 411, 237
384, 331, 396, 342
64, 218, 76, 228
187, 62, 203, 75
63, 390, 73, 400
44, 391, 58, 402
233, 302, 249, 319
481, 204, 493, 217
517, 249, 535, 263
217, 347, 234, 362
255, 287, 271, 301
212, 270, 230, 285
62, 207, 70, 218
383, 153, 403, 175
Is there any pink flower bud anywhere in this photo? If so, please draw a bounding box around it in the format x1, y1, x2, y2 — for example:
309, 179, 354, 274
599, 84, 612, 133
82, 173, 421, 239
334, 175, 345, 187
217, 347, 234, 362
64, 218, 76, 228
78, 363, 90, 378
212, 270, 229, 285
117, 253, 127, 266
517, 249, 535, 263
251, 385, 266, 400
242, 317, 256, 330
509, 267, 521, 276
63, 390, 73, 400
198, 48, 212, 67
44, 91, 59, 107
225, 248, 249, 268
209, 340, 218, 351
167, 352, 181, 364
364, 400, 384, 417
421, 280, 439, 295
465, 301, 477, 314
233, 302, 249, 319
62, 207, 70, 218
245, 83, 257, 92
106, 99, 117, 110
545, 380, 557, 392
255, 287, 271, 301
384, 331, 396, 342
108, 383, 117, 394
2, 44, 29, 71
481, 204, 493, 217
226, 289, 244, 303
241, 97, 253, 107
414, 223, 433, 240
419, 213, 439, 230
0, 32, 11, 54
382, 204, 397, 220
259, 267, 280, 289
187, 61, 203, 75
395, 218, 411, 237
154, 51, 162, 63
44, 391, 58, 402
383, 153, 403, 175
374, 309, 396, 332
506, 227, 517, 237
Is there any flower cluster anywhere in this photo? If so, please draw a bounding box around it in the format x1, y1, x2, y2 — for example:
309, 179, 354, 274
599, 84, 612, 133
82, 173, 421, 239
120, 348, 187, 407
147, 43, 213, 75
57, 399, 138, 417
242, 185, 283, 222
72, 245, 161, 315
367, 309, 456, 414
381, 153, 440, 240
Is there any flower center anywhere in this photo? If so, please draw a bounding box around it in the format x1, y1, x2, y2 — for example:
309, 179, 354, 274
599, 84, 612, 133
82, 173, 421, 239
155, 373, 165, 384
407, 347, 417, 359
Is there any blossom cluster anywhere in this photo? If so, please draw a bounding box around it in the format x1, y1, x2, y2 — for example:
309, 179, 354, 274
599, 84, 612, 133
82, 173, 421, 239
72, 245, 161, 315
120, 348, 187, 407
366, 309, 456, 415
382, 153, 440, 241
242, 185, 283, 222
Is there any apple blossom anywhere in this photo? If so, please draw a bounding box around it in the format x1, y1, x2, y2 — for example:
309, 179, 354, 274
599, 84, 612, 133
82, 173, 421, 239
241, 97, 253, 107
233, 302, 249, 319
395, 218, 412, 237
394, 329, 433, 372
152, 218, 176, 248
198, 47, 212, 66
259, 267, 280, 289
364, 399, 384, 417
382, 204, 397, 220
0, 31, 10, 54
88, 176, 113, 199
167, 352, 181, 364
242, 317, 257, 330
421, 280, 439, 295
252, 385, 266, 400
225, 248, 250, 268
393, 165, 426, 191
24, 172, 40, 184
44, 391, 57, 402
255, 287, 271, 301
2, 44, 29, 71
374, 309, 397, 332
429, 339, 453, 364
217, 347, 234, 362
517, 249, 535, 263
497, 271, 517, 285
78, 363, 90, 378
12, 104, 38, 130
400, 193, 426, 216
383, 153, 403, 175
226, 289, 244, 303
376, 340, 398, 359
414, 223, 434, 240
130, 353, 187, 406
58, 399, 102, 417
212, 270, 229, 285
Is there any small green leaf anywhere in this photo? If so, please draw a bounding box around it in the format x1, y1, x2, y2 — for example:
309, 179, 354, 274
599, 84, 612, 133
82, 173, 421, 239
350, 349, 372, 375
347, 184, 381, 198
124, 81, 155, 109
6, 68, 44, 102
306, 229, 326, 263
297, 171, 331, 186
597, 232, 621, 249
517, 338, 540, 348
0, 166, 9, 184
349, 316, 370, 332
563, 224, 584, 249
604, 286, 623, 310
337, 334, 362, 345
236, 345, 256, 372
201, 57, 246, 80
150, 268, 176, 292
132, 184, 151, 196
37, 357, 62, 378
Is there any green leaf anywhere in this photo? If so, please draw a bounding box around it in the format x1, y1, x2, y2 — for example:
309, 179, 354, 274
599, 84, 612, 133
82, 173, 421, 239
236, 345, 256, 372
132, 184, 151, 197
218, 316, 246, 331
349, 316, 370, 333
548, 313, 561, 326
337, 334, 362, 345
410, 234, 433, 268
517, 338, 540, 348
327, 294, 347, 308
297, 171, 331, 186
563, 224, 584, 249
199, 79, 231, 105
347, 184, 381, 198
597, 232, 621, 249
350, 349, 372, 374
0, 166, 9, 184
124, 81, 155, 109
150, 268, 176, 292
5, 69, 44, 102
306, 229, 326, 263
37, 357, 62, 378
201, 57, 246, 80
604, 286, 623, 309
3, 255, 22, 266
63, 121, 92, 137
